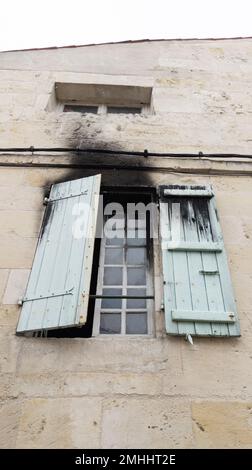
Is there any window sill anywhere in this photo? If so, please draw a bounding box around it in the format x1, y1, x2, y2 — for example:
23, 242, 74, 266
92, 334, 155, 340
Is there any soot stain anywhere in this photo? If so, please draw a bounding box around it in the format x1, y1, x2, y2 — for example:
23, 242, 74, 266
42, 123, 153, 203
181, 198, 212, 238
40, 124, 153, 240
39, 201, 54, 242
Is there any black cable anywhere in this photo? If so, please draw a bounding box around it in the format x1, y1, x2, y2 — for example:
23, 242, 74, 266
0, 147, 252, 159
0, 161, 251, 176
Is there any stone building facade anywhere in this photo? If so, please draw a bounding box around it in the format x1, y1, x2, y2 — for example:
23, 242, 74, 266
0, 38, 252, 448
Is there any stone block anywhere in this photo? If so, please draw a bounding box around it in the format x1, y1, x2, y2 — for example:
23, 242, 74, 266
165, 339, 252, 399
0, 400, 21, 448
0, 234, 37, 269
3, 269, 30, 305
17, 371, 163, 398
0, 269, 9, 302
0, 186, 43, 211
17, 337, 182, 376
0, 373, 19, 400
0, 305, 20, 327
16, 397, 102, 448
0, 169, 25, 187
101, 397, 194, 448
0, 210, 43, 237
0, 330, 23, 373
192, 401, 252, 448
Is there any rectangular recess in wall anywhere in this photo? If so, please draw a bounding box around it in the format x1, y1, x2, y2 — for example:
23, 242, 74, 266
55, 82, 152, 107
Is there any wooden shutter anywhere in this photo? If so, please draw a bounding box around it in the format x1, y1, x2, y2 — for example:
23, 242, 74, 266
159, 185, 240, 337
16, 174, 101, 334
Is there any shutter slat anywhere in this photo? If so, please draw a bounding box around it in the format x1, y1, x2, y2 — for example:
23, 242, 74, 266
209, 197, 240, 337
170, 200, 195, 335
174, 251, 196, 336
77, 174, 101, 324
16, 174, 101, 334
201, 252, 229, 336
183, 200, 212, 336
160, 202, 179, 335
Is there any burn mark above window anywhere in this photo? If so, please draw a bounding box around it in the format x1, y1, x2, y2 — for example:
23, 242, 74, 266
168, 197, 213, 242
39, 201, 54, 242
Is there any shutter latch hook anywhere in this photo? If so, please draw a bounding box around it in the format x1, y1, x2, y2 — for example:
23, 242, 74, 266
185, 334, 194, 345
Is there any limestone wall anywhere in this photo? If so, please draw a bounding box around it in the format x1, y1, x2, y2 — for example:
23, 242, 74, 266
0, 39, 252, 448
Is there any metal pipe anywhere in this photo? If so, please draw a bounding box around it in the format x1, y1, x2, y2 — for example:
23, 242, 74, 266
89, 295, 154, 299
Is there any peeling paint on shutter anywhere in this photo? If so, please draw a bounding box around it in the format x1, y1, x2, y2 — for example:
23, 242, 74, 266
16, 174, 101, 334
160, 185, 240, 337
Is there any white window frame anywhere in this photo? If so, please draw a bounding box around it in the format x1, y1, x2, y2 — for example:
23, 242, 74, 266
62, 102, 152, 115
92, 198, 154, 337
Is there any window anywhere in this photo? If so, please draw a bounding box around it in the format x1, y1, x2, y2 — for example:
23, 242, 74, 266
16, 179, 154, 338
52, 82, 152, 115
16, 177, 240, 339
92, 193, 153, 335
63, 104, 143, 115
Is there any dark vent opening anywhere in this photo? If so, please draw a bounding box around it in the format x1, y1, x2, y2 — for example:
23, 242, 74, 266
63, 104, 98, 114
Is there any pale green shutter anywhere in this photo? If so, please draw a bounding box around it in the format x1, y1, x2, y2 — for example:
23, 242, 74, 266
16, 174, 101, 334
160, 185, 240, 337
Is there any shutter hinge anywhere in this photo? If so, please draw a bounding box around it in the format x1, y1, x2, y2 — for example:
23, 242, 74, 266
44, 190, 88, 205
18, 287, 74, 306
199, 270, 219, 275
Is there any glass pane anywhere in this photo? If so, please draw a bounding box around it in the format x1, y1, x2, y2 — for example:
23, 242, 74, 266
102, 288, 122, 308
127, 248, 146, 265
106, 236, 124, 246
127, 237, 146, 246
127, 288, 146, 308
127, 267, 146, 286
100, 313, 121, 334
64, 105, 98, 114
104, 214, 125, 245
107, 106, 141, 114
105, 248, 123, 265
104, 267, 123, 285
127, 219, 146, 245
126, 313, 147, 334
